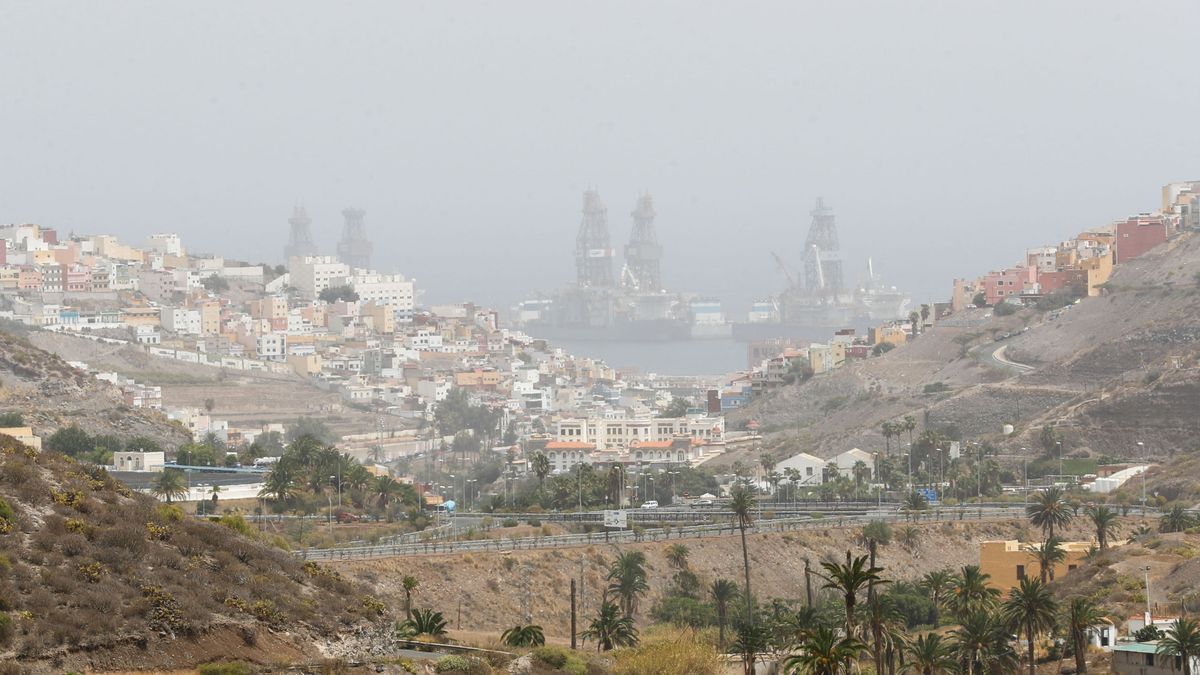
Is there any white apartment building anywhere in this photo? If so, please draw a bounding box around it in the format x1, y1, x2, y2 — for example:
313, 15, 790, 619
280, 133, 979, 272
416, 378, 452, 404
161, 308, 202, 335
256, 333, 287, 360
148, 233, 185, 257
349, 273, 416, 321
555, 413, 724, 451
289, 256, 349, 300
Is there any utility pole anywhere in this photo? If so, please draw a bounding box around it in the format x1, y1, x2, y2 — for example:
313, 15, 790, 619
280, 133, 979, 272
570, 579, 577, 650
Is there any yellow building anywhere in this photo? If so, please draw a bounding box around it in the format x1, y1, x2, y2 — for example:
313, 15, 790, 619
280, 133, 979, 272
1077, 253, 1113, 297
979, 540, 1092, 592
454, 369, 502, 388
362, 301, 395, 335
198, 300, 222, 335
869, 325, 908, 348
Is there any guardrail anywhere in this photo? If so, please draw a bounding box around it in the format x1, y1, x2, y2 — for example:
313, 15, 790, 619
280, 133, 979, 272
300, 506, 1029, 562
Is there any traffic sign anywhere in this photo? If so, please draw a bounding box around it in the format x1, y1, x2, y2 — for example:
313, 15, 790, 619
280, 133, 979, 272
916, 488, 938, 504
603, 510, 628, 529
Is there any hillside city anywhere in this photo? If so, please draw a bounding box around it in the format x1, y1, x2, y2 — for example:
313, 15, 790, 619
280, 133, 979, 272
0, 176, 1198, 675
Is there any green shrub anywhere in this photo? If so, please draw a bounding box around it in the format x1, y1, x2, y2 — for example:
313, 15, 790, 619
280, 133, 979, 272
433, 654, 488, 673
0, 499, 13, 522
533, 645, 571, 668
197, 662, 255, 675
502, 518, 519, 528
0, 612, 12, 646
527, 518, 541, 527
861, 520, 893, 545
217, 514, 255, 537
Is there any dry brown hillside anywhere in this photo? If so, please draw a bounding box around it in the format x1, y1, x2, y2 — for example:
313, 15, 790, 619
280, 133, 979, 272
0, 329, 190, 449
0, 435, 387, 673
338, 517, 1093, 640
728, 231, 1200, 466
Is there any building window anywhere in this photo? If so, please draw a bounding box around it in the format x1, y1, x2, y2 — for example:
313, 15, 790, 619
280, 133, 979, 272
1016, 565, 1025, 581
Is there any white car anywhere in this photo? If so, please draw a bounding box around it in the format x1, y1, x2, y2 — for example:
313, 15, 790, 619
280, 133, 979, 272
640, 500, 659, 509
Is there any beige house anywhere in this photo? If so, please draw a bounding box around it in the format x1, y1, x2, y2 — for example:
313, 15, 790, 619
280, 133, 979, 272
979, 540, 1092, 591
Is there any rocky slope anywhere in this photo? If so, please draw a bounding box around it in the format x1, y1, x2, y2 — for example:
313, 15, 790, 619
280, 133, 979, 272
0, 328, 191, 449
0, 434, 389, 672
729, 231, 1200, 466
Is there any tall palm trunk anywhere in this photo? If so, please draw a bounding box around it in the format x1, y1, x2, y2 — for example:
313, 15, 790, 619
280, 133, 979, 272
739, 522, 751, 620
1072, 627, 1087, 675
1027, 624, 1036, 675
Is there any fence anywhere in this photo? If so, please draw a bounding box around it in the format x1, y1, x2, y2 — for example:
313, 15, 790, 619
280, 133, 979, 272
300, 506, 1029, 562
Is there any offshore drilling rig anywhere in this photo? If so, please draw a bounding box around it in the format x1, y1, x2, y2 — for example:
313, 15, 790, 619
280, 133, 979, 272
735, 198, 910, 340
284, 206, 319, 262
337, 208, 373, 271
515, 190, 723, 341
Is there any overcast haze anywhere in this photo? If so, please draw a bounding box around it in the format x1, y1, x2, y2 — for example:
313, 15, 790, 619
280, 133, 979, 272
2, 1, 1198, 314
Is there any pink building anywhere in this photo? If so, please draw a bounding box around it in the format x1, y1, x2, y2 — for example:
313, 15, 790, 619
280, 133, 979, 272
64, 266, 92, 292
1114, 215, 1169, 263
981, 267, 1035, 306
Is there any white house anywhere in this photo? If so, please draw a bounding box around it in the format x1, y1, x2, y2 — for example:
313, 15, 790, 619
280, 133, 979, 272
775, 452, 826, 486
113, 451, 165, 472
833, 448, 875, 480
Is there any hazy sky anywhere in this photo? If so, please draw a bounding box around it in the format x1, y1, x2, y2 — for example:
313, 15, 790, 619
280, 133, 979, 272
2, 1, 1197, 315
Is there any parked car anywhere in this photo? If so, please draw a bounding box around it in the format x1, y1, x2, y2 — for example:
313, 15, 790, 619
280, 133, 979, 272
640, 500, 659, 509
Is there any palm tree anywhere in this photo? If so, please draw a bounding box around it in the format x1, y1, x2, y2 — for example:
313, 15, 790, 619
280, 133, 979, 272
903, 491, 928, 522
904, 633, 954, 675
1003, 577, 1058, 675
259, 462, 299, 504
820, 550, 886, 636
1087, 505, 1120, 551
582, 601, 638, 652
606, 550, 649, 618
899, 525, 921, 551
881, 421, 895, 457
902, 415, 917, 450
665, 543, 690, 571
397, 608, 448, 641
606, 463, 626, 506
151, 468, 188, 504
1161, 505, 1195, 533
1026, 537, 1067, 583
951, 610, 1017, 675
1063, 596, 1106, 675
1027, 487, 1073, 540
501, 624, 545, 647
401, 575, 418, 616
734, 617, 771, 675
729, 483, 757, 620
783, 626, 867, 675
947, 565, 1000, 621
920, 570, 953, 626
1157, 617, 1200, 675
372, 476, 406, 519
710, 579, 740, 648
531, 452, 551, 486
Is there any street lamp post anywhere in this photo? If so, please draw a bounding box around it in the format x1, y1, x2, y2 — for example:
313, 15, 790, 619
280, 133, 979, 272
1056, 441, 1063, 483
905, 443, 912, 493
1137, 441, 1146, 511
